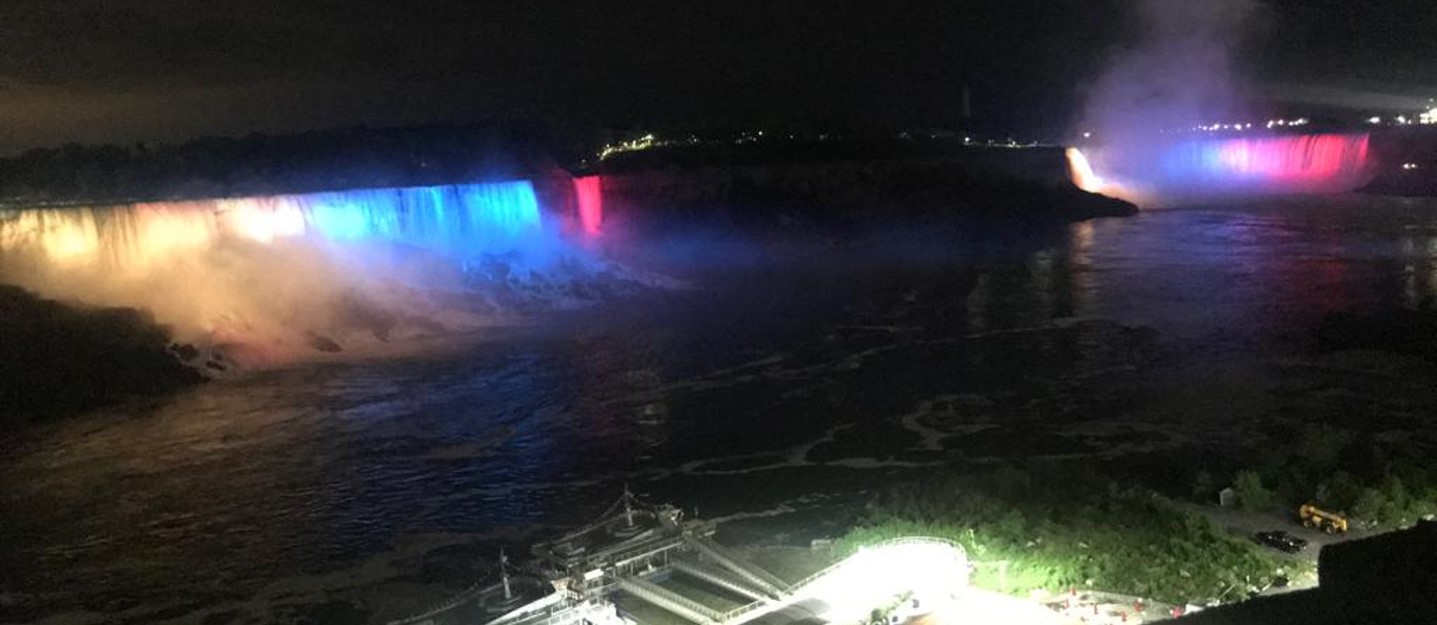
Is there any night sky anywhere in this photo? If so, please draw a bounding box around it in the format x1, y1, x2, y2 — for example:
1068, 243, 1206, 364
0, 0, 1433, 153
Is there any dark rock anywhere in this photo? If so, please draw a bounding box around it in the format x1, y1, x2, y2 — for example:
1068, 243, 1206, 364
304, 331, 344, 353
0, 284, 206, 421
332, 293, 399, 342
169, 342, 201, 361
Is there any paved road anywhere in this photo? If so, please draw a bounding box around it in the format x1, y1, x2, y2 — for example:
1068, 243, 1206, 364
1188, 502, 1373, 594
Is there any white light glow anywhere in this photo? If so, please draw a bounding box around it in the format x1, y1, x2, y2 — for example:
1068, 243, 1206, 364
804, 541, 969, 623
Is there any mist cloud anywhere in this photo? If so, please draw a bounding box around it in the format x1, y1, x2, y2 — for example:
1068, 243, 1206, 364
1081, 0, 1259, 145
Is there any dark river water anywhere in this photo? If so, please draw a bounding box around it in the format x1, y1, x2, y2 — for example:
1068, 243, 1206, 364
5, 196, 1437, 624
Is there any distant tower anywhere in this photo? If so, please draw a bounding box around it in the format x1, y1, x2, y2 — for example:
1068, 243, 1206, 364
962, 86, 973, 120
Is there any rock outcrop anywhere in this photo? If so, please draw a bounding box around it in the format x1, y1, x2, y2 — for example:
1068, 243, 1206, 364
0, 285, 206, 420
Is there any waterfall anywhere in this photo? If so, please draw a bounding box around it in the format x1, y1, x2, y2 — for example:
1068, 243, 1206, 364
573, 176, 604, 236
0, 179, 566, 359
1158, 134, 1371, 187
0, 180, 546, 270
1069, 133, 1373, 205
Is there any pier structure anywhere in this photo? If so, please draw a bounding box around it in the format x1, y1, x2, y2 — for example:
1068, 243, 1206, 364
390, 489, 797, 625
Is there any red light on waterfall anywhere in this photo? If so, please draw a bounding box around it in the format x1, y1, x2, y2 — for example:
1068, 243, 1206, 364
1208, 134, 1369, 182
574, 176, 603, 236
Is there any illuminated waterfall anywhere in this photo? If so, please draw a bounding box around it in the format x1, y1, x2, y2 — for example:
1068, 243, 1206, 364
1065, 147, 1108, 195
0, 180, 546, 269
573, 176, 604, 236
1068, 133, 1373, 205
0, 180, 563, 359
1158, 134, 1370, 186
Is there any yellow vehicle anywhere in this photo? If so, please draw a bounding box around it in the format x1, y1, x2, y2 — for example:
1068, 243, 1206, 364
1299, 504, 1348, 533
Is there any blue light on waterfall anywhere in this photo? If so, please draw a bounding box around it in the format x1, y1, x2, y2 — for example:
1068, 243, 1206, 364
303, 181, 544, 254
456, 181, 543, 241
307, 197, 376, 241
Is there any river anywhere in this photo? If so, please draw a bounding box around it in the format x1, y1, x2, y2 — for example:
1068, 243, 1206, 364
4, 195, 1437, 624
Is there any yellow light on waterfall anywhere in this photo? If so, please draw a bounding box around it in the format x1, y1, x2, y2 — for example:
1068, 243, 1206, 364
1065, 147, 1106, 194
129, 203, 216, 260
218, 199, 307, 243
0, 209, 102, 263
48, 224, 98, 261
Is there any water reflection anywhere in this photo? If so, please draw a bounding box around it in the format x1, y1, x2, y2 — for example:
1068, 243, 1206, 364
1070, 198, 1437, 342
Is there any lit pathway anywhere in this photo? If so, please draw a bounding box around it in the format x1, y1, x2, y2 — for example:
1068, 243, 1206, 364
726, 538, 1066, 625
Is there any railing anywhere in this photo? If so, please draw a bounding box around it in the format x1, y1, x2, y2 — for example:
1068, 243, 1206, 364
716, 599, 771, 624
498, 601, 607, 625
672, 560, 770, 603
385, 581, 490, 625
604, 535, 686, 569
616, 576, 724, 623
686, 536, 787, 598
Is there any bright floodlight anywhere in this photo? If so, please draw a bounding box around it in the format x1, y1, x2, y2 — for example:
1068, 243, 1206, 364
801, 539, 968, 623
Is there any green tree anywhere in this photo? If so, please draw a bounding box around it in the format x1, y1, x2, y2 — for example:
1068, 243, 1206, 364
1351, 488, 1386, 525
1234, 470, 1275, 512
1193, 470, 1217, 501
1379, 476, 1412, 526
1316, 471, 1363, 512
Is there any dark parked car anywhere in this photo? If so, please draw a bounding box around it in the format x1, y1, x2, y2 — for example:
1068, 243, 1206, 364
1255, 530, 1308, 553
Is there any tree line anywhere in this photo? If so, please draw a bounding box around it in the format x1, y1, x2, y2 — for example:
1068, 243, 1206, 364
0, 122, 565, 207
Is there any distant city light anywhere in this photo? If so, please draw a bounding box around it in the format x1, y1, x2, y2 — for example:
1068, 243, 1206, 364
1368, 116, 1383, 124
1194, 120, 1296, 133
598, 133, 659, 160
1402, 163, 1420, 171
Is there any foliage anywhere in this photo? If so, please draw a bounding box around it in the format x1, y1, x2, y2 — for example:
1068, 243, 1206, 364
838, 465, 1289, 605
0, 285, 206, 419
1192, 470, 1217, 501
1314, 471, 1363, 512
1360, 476, 1437, 528
1244, 424, 1437, 530
0, 123, 558, 206
1350, 488, 1386, 522
1233, 470, 1276, 512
